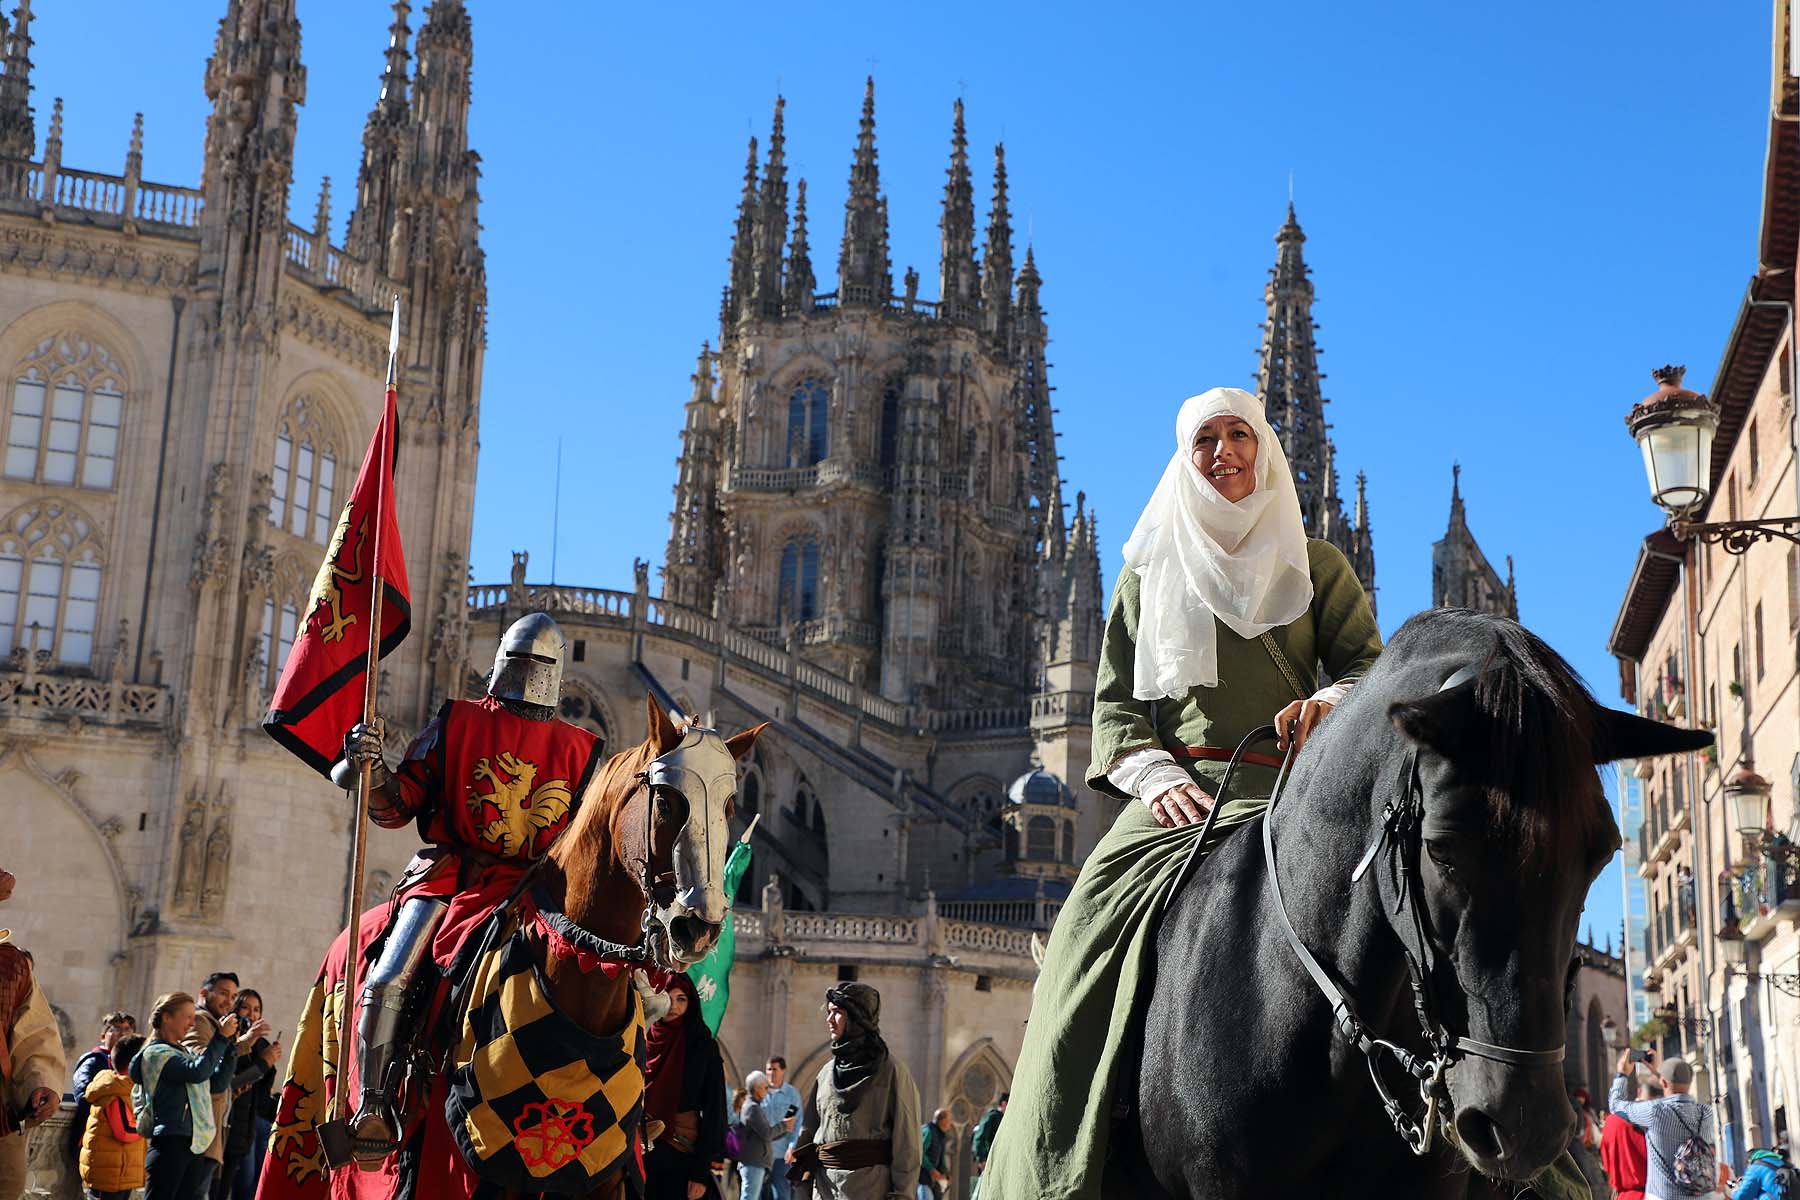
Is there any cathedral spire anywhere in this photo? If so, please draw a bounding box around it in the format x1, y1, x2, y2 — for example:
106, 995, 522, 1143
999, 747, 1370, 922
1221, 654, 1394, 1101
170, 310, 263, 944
750, 95, 789, 319
1041, 470, 1066, 562
724, 134, 758, 330
938, 98, 979, 324
784, 177, 816, 315
199, 0, 304, 317
1257, 203, 1330, 531
837, 76, 891, 307
376, 0, 411, 121
345, 0, 411, 266
981, 142, 1014, 344
0, 0, 34, 159
666, 341, 726, 613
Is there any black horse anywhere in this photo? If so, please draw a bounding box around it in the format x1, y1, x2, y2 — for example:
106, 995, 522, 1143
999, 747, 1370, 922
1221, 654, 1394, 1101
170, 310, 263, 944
1130, 610, 1707, 1199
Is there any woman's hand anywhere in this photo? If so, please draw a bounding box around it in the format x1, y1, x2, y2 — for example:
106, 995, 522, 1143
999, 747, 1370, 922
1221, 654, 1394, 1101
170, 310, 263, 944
685, 1182, 706, 1200
1273, 698, 1334, 754
1147, 782, 1214, 828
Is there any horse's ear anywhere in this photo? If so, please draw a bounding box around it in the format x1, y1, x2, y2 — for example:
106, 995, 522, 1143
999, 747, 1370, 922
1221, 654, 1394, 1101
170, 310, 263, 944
725, 722, 768, 763
1590, 706, 1713, 765
1389, 680, 1477, 756
644, 694, 681, 751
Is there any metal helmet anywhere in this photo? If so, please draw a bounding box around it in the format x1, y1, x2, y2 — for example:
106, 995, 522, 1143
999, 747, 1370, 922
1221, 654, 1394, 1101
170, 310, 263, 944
488, 612, 565, 708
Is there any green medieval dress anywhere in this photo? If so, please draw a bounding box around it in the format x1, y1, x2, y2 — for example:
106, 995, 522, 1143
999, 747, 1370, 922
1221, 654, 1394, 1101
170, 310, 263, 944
981, 539, 1590, 1200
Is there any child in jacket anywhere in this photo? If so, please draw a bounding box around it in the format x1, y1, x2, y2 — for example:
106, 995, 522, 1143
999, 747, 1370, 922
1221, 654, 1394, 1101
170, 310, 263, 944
79, 1035, 147, 1200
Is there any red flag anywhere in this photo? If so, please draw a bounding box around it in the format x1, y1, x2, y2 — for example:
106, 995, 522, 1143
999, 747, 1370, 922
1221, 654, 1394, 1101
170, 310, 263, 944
263, 387, 411, 776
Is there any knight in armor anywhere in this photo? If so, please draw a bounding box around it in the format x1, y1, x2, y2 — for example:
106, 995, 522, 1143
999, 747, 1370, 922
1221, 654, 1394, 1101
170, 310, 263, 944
332, 612, 605, 1159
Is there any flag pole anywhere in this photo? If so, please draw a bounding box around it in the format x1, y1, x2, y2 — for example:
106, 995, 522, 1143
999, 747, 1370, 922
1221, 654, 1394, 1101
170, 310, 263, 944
327, 297, 400, 1159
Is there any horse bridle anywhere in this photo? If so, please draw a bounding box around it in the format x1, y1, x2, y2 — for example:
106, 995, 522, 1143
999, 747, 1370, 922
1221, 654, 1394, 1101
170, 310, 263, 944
524, 755, 708, 972
1189, 666, 1566, 1157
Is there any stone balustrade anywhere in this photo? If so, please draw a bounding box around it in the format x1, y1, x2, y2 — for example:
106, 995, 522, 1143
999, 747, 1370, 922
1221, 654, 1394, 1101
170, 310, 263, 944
468, 581, 921, 731
733, 891, 1048, 977
0, 651, 167, 728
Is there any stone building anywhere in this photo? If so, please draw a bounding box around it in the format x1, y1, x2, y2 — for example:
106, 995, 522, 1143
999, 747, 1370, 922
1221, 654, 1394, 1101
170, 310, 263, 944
1256, 204, 1377, 608
1565, 933, 1630, 1103
1608, 0, 1800, 1167
0, 0, 483, 1052
462, 87, 1105, 1189
1432, 464, 1518, 617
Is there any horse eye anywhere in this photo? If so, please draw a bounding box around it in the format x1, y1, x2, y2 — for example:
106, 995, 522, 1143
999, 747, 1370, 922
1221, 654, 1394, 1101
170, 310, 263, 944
1425, 841, 1461, 877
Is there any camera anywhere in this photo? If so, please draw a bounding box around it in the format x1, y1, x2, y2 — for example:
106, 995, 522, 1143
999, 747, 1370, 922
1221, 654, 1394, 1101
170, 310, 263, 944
1628, 1048, 1652, 1063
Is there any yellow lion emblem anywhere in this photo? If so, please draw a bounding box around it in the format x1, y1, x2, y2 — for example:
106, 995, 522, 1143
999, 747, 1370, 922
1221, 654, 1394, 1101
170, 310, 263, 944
465, 751, 575, 857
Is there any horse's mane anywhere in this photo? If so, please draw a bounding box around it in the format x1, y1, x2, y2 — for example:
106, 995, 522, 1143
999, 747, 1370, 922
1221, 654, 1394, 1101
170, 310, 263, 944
552, 713, 674, 873
1390, 609, 1607, 868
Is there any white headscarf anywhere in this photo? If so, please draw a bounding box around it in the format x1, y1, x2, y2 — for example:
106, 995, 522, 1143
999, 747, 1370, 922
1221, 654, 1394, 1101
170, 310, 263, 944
1121, 387, 1313, 699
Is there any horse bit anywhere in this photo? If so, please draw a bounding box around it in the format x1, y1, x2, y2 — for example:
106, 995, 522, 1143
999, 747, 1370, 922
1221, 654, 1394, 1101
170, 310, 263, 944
1180, 665, 1565, 1157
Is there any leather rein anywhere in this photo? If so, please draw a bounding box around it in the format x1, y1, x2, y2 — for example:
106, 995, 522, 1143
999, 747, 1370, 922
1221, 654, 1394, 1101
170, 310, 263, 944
519, 767, 686, 970
1174, 667, 1565, 1157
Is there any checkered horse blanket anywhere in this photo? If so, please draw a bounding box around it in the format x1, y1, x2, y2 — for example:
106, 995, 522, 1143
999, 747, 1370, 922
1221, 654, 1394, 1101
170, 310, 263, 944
444, 919, 647, 1192
256, 889, 647, 1200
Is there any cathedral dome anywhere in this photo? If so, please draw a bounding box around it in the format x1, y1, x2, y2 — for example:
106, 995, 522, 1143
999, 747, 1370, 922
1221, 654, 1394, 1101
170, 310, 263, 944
1006, 766, 1076, 809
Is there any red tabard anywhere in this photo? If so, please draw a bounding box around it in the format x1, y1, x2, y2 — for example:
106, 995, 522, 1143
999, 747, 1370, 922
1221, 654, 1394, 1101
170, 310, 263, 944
428, 700, 599, 861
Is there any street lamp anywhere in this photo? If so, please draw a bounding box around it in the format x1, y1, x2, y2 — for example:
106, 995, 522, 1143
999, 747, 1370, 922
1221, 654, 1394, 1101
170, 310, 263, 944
1723, 763, 1773, 846
1626, 365, 1800, 552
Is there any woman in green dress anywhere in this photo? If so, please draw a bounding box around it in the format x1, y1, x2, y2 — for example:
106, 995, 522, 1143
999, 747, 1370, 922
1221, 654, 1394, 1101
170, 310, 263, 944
983, 387, 1382, 1199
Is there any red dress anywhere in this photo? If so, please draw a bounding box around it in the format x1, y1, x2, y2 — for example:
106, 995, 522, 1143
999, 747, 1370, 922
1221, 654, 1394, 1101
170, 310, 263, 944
1599, 1112, 1648, 1200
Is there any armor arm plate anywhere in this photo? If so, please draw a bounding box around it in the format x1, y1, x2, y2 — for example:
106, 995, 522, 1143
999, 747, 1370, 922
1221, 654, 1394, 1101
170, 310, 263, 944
379, 703, 451, 829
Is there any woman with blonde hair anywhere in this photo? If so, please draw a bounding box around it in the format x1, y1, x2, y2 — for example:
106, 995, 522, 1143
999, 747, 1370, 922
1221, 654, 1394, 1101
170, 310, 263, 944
130, 991, 237, 1200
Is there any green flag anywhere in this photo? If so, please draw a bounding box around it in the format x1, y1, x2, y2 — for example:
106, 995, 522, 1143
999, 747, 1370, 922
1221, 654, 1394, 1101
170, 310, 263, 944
688, 815, 757, 1033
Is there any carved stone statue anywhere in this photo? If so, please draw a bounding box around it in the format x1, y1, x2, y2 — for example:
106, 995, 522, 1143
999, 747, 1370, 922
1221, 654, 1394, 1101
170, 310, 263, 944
172, 802, 206, 911
508, 550, 529, 602
200, 813, 232, 918
109, 620, 129, 685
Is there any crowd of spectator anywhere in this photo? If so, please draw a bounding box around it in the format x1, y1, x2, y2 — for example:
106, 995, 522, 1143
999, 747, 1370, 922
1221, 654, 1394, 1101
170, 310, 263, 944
0, 865, 283, 1200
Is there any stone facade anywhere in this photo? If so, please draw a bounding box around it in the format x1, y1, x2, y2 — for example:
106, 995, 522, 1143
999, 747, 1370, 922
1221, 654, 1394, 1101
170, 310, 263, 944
0, 0, 483, 1048
1608, 0, 1800, 1168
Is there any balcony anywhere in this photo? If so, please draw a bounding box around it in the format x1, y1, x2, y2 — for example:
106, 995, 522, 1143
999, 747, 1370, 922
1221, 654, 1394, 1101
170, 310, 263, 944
1734, 849, 1798, 941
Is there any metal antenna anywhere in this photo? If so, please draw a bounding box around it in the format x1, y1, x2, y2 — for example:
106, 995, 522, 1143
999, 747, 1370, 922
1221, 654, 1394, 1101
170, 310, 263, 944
551, 436, 562, 584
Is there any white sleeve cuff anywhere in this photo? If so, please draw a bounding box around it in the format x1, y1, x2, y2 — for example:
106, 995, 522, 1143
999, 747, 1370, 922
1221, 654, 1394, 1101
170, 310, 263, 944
1133, 764, 1194, 806
1310, 680, 1353, 707
1107, 747, 1176, 798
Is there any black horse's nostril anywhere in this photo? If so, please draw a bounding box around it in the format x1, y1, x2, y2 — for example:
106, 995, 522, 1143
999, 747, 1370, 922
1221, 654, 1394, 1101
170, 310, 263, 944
1454, 1110, 1510, 1162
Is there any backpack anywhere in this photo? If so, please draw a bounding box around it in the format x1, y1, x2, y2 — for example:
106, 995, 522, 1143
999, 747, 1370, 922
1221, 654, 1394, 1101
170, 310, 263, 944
1653, 1104, 1716, 1197
1772, 1161, 1799, 1198
723, 1119, 746, 1161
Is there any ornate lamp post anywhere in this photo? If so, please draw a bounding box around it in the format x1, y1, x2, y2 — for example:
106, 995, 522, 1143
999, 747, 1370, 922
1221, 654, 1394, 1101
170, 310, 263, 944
1626, 366, 1800, 551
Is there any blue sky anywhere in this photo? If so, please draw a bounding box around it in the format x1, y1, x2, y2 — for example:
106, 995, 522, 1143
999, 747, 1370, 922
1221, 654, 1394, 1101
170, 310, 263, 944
37, 2, 1777, 943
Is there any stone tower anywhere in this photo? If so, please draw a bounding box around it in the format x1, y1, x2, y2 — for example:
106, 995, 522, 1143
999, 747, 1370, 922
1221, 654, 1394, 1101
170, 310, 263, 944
1254, 204, 1376, 609
664, 84, 1076, 711
1432, 464, 1517, 617
0, 0, 486, 1038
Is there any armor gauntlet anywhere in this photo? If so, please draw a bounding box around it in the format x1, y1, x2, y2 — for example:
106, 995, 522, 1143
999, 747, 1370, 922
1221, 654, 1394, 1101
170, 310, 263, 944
331, 720, 394, 792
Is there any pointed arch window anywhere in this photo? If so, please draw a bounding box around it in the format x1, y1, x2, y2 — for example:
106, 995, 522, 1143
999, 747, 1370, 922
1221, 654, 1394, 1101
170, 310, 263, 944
254, 555, 307, 694
5, 333, 126, 489
0, 501, 106, 665
777, 537, 821, 624
878, 378, 902, 469
269, 395, 340, 545
786, 379, 829, 466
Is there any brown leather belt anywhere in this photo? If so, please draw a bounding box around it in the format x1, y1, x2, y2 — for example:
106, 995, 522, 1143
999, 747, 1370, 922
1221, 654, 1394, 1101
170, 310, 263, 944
786, 1137, 892, 1183
1169, 745, 1284, 770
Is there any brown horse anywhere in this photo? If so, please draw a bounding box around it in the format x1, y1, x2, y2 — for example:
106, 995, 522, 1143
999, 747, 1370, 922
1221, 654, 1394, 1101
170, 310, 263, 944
257, 696, 762, 1200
